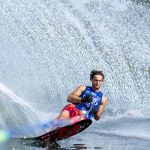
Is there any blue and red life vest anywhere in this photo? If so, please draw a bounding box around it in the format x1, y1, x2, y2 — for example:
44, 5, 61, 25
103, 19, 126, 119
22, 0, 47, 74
75, 86, 103, 119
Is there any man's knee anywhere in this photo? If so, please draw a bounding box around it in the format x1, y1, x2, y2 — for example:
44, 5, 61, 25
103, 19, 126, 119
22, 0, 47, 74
57, 110, 70, 120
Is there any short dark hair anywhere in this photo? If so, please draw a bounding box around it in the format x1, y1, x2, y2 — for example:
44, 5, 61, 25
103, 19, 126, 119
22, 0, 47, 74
90, 70, 104, 81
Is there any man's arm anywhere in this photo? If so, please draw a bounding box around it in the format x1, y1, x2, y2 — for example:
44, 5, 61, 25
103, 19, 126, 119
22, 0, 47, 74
94, 96, 107, 121
67, 85, 86, 103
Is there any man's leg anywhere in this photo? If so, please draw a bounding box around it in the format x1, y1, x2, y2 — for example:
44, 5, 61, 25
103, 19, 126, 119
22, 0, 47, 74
57, 110, 70, 120
57, 104, 86, 124
70, 116, 85, 124
49, 110, 70, 130
53, 104, 86, 128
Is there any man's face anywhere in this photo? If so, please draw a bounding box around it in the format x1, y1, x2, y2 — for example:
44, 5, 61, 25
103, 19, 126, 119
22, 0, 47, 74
91, 75, 103, 90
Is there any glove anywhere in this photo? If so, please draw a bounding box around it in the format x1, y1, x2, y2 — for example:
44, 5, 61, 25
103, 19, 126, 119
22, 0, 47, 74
81, 94, 93, 103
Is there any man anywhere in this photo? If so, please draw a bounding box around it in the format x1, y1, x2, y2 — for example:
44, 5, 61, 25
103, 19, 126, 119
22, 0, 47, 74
57, 70, 107, 123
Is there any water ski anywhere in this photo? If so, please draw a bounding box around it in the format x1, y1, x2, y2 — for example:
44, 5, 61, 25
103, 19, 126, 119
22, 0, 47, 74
23, 119, 92, 148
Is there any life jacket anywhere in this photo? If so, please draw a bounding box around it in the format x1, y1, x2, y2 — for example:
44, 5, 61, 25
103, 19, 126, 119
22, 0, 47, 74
75, 86, 103, 119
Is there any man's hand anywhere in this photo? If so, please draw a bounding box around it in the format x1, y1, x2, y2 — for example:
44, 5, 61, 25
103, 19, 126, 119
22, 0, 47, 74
81, 94, 93, 103
92, 107, 97, 114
